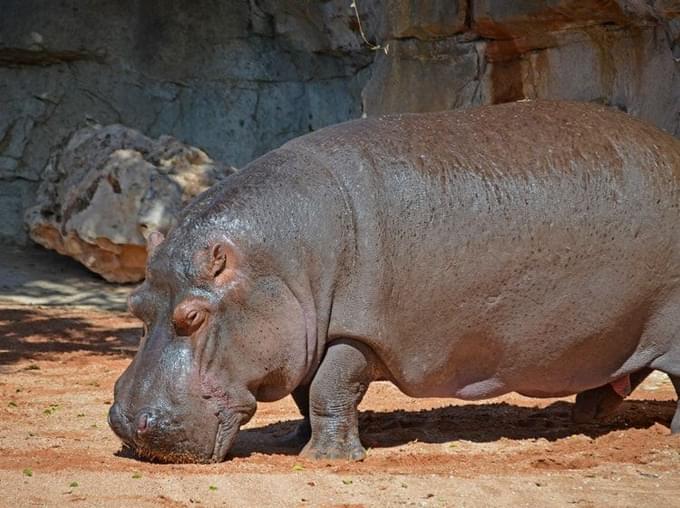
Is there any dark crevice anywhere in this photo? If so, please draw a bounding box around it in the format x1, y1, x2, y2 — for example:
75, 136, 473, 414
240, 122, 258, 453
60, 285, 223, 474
465, 0, 474, 31
0, 47, 106, 67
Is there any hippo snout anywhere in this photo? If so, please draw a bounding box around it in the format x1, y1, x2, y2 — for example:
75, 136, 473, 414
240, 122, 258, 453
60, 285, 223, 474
108, 404, 170, 444
108, 400, 220, 463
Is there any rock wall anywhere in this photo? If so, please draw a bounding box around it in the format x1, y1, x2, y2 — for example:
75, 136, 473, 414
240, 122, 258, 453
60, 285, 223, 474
2, 0, 679, 244
364, 0, 680, 125
0, 0, 374, 243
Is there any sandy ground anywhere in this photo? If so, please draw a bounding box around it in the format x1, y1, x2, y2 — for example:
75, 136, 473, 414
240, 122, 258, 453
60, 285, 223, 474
2, 303, 680, 507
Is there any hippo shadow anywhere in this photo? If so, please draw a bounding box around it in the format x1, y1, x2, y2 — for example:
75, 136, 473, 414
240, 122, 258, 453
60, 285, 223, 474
0, 307, 139, 367
229, 398, 675, 458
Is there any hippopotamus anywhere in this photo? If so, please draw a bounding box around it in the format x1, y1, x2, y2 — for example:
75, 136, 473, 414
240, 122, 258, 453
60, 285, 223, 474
108, 100, 680, 463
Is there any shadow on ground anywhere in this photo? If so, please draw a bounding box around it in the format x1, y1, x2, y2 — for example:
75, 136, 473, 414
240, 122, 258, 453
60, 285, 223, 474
114, 398, 674, 463
0, 306, 139, 365
0, 245, 130, 311
229, 399, 675, 457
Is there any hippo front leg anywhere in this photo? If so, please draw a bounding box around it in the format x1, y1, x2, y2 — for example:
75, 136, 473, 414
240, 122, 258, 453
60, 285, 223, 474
300, 339, 376, 461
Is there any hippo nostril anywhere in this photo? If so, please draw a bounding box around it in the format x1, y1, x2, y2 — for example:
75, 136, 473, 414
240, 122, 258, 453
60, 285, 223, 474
136, 411, 156, 434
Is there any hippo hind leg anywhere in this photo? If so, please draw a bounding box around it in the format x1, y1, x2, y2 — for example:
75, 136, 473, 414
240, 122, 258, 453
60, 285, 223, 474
572, 368, 653, 423
649, 369, 680, 433
300, 339, 376, 461
668, 376, 680, 433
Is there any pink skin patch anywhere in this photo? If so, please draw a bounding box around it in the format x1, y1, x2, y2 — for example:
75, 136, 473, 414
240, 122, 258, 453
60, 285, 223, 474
200, 374, 231, 411
610, 375, 632, 398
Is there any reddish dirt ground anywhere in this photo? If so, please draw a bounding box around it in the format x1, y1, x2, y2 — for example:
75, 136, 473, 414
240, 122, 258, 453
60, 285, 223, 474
2, 304, 680, 507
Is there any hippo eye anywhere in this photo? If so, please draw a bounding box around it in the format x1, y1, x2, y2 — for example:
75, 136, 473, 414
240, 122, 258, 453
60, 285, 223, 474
172, 306, 206, 337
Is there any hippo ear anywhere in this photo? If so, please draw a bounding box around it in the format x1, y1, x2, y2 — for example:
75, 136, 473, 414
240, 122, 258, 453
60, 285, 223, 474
198, 240, 238, 284
146, 231, 165, 255
209, 243, 228, 278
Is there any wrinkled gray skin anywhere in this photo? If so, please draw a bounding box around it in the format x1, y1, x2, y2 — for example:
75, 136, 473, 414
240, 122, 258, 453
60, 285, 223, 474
109, 101, 680, 463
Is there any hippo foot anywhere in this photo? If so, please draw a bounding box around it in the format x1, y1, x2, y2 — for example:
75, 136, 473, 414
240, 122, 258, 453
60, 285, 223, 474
668, 375, 680, 434
300, 436, 366, 461
572, 385, 623, 423
671, 415, 680, 434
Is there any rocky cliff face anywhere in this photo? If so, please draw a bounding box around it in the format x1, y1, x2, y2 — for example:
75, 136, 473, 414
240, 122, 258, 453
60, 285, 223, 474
364, 0, 680, 126
2, 0, 679, 244
0, 0, 373, 243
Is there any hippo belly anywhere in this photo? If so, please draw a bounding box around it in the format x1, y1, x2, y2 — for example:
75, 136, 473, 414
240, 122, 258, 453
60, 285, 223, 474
372, 197, 673, 400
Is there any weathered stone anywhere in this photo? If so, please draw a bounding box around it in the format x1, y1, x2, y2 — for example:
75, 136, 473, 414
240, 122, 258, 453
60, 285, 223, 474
382, 0, 467, 40
24, 125, 235, 283
0, 180, 36, 244
363, 38, 485, 115
362, 0, 680, 136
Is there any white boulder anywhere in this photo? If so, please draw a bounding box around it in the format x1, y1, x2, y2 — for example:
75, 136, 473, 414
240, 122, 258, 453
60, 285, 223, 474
25, 124, 235, 283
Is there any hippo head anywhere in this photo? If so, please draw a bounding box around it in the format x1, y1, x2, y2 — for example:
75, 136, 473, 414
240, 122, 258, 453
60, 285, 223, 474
108, 229, 310, 463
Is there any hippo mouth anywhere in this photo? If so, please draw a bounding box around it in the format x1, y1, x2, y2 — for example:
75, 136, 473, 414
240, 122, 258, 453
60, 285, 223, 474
200, 378, 257, 462
110, 409, 226, 464
122, 426, 217, 464
123, 406, 248, 463
210, 410, 243, 462
125, 419, 235, 464
126, 443, 205, 464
